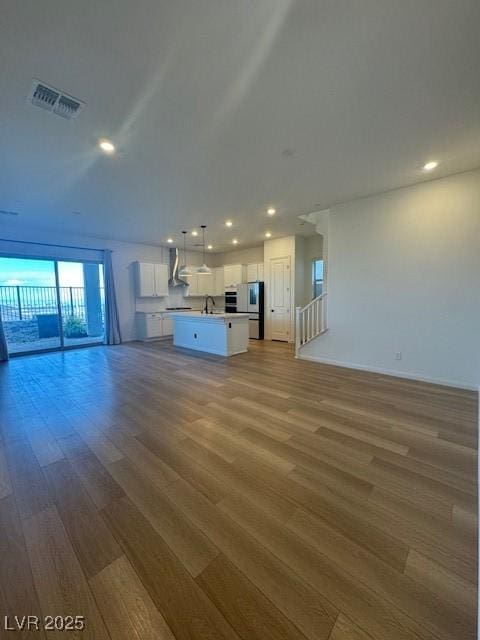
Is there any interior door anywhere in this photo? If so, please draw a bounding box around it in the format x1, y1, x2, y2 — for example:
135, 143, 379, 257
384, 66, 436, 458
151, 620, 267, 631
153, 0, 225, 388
269, 256, 290, 341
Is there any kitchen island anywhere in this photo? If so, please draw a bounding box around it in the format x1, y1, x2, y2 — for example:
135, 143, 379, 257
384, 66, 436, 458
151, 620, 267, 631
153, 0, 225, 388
170, 312, 249, 356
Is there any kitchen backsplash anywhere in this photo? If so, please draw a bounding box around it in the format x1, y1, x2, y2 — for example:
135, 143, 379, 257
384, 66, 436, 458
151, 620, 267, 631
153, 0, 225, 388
135, 286, 224, 312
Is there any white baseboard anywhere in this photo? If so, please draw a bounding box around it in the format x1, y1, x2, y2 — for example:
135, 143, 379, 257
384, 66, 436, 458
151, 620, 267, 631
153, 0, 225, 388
296, 352, 478, 391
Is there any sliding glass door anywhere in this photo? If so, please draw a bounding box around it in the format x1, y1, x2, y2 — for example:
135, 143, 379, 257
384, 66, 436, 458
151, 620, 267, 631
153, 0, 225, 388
0, 256, 105, 355
0, 257, 61, 354
57, 261, 105, 348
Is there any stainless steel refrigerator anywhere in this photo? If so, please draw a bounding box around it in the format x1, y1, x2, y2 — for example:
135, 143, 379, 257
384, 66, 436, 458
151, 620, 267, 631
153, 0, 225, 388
237, 282, 264, 339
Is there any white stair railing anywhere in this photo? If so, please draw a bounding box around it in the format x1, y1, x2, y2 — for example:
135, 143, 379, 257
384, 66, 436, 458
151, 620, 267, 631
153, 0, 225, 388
295, 293, 327, 356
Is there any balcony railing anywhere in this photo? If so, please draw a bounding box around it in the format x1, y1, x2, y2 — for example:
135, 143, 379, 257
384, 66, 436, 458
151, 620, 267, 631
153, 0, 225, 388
0, 285, 104, 322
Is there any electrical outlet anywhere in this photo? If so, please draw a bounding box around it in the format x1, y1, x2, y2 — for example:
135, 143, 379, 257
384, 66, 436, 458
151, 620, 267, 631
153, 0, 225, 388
395, 352, 402, 360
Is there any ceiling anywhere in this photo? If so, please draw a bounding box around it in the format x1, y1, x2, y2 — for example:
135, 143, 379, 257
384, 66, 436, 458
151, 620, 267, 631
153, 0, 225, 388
1, 0, 479, 252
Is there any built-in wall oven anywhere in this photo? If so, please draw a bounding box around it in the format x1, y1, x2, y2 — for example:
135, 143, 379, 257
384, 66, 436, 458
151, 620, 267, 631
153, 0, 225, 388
225, 288, 237, 313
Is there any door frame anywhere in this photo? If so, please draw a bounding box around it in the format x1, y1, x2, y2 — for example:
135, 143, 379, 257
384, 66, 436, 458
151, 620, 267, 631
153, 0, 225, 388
268, 254, 292, 342
53, 260, 66, 349
0, 253, 106, 357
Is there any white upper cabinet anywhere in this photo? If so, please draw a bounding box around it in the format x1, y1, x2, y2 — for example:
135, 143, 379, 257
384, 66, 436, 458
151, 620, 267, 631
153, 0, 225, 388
223, 264, 244, 287
154, 263, 169, 296
183, 273, 198, 296
185, 271, 219, 297
197, 273, 213, 296
135, 262, 169, 297
134, 259, 260, 298
246, 263, 257, 282
136, 262, 155, 297
213, 267, 224, 296
246, 262, 264, 282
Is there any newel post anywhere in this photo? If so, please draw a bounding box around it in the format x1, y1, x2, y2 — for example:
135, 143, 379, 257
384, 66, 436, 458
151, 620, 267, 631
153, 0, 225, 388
295, 306, 301, 357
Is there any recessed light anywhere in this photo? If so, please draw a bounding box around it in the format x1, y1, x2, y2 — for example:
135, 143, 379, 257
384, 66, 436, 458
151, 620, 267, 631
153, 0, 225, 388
265, 232, 272, 238
191, 230, 198, 236
232, 238, 238, 244
225, 220, 233, 227
423, 161, 438, 171
167, 238, 173, 243
207, 244, 213, 250
99, 139, 115, 153
267, 207, 276, 216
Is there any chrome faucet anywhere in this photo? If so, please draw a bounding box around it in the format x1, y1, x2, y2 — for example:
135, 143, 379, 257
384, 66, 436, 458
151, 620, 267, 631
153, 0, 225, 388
204, 295, 216, 314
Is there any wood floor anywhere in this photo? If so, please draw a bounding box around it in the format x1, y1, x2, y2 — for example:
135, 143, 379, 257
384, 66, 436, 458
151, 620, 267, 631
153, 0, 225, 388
0, 339, 477, 639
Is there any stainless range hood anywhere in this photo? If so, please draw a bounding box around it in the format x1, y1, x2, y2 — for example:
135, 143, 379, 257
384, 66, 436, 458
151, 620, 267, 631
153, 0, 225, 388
168, 247, 188, 287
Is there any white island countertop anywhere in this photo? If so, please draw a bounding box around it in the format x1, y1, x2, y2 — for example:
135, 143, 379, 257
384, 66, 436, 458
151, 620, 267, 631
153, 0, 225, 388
169, 311, 240, 320
170, 312, 249, 356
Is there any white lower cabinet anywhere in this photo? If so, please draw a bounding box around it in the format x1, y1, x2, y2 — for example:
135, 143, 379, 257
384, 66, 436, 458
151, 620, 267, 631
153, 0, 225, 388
162, 316, 173, 336
136, 312, 173, 340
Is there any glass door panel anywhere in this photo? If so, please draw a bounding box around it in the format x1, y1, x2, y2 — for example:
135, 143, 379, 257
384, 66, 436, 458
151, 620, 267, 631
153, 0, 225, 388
0, 257, 62, 354
57, 261, 105, 348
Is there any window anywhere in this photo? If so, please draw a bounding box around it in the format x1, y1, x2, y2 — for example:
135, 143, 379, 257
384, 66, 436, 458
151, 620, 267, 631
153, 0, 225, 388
312, 258, 324, 299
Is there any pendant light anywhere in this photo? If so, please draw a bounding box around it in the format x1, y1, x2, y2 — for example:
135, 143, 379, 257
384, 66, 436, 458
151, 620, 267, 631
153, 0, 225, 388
196, 225, 212, 275
178, 231, 193, 277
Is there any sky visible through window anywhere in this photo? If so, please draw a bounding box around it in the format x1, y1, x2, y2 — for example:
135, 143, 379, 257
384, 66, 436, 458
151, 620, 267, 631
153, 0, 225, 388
312, 258, 324, 299
0, 257, 86, 287
313, 259, 324, 282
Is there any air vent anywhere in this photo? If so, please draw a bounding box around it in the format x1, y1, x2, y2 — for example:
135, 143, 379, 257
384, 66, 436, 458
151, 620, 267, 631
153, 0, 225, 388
31, 83, 59, 109
54, 95, 83, 119
27, 79, 85, 120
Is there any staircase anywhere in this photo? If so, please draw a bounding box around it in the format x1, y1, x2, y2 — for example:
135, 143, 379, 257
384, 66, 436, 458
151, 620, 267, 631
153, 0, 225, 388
295, 293, 327, 356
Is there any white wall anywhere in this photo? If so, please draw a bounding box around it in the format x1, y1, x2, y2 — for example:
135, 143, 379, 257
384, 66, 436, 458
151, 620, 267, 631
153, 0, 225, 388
294, 236, 305, 309
211, 245, 264, 267
264, 235, 296, 341
301, 169, 480, 389
294, 234, 324, 309
0, 225, 204, 342
302, 235, 323, 305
